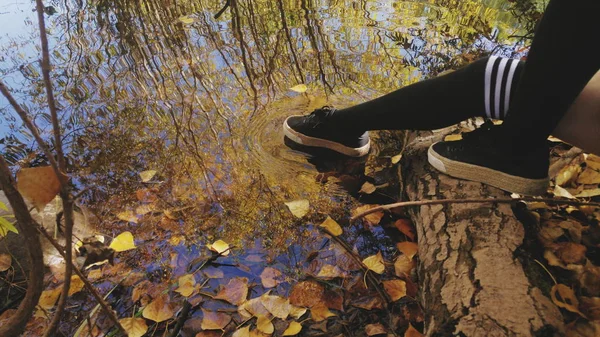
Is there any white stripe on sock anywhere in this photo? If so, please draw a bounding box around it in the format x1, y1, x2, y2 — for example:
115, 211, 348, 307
503, 59, 519, 118
494, 58, 508, 119
484, 56, 497, 119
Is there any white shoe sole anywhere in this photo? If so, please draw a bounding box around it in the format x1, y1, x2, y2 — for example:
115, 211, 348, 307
427, 143, 548, 196
283, 116, 370, 157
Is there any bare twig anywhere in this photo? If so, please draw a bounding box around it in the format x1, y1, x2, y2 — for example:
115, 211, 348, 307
0, 156, 44, 337
214, 0, 231, 19
37, 226, 127, 335
350, 197, 600, 222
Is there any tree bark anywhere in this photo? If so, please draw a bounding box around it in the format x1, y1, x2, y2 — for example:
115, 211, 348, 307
398, 133, 564, 337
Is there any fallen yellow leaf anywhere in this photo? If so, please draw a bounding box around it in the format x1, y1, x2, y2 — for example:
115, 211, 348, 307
310, 302, 336, 322
316, 264, 345, 279
289, 84, 308, 93
444, 134, 462, 141
391, 154, 402, 164
119, 317, 148, 337
256, 315, 274, 334
175, 274, 196, 297
116, 210, 138, 224
142, 294, 174, 322
208, 239, 230, 256
397, 241, 418, 259
285, 199, 309, 218
352, 205, 384, 225
383, 279, 407, 301
363, 252, 385, 274
16, 166, 61, 210
38, 288, 61, 310
177, 15, 194, 24
201, 308, 232, 330
359, 182, 377, 194
68, 275, 85, 296
319, 217, 343, 236
289, 305, 307, 319
139, 170, 157, 182
109, 231, 136, 252
282, 321, 302, 336
238, 297, 269, 319
260, 294, 291, 319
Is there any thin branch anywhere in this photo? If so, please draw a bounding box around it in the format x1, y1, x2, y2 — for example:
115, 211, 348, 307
37, 226, 127, 335
350, 197, 600, 222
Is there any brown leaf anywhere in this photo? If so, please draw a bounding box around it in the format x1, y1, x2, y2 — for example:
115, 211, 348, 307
351, 296, 383, 310
352, 205, 384, 225
289, 280, 324, 307
365, 323, 386, 336
0, 254, 11, 272
214, 277, 248, 305
260, 267, 283, 288
383, 279, 407, 301
555, 164, 582, 187
393, 219, 416, 241
579, 264, 600, 296
260, 294, 291, 319
579, 297, 600, 321
120, 317, 148, 337
310, 302, 336, 322
397, 242, 418, 259
565, 320, 600, 337
16, 166, 62, 210
554, 242, 587, 265
142, 294, 174, 322
550, 284, 584, 317
135, 188, 157, 203
316, 264, 346, 280
116, 210, 138, 224
359, 182, 377, 194
405, 324, 424, 337
322, 289, 344, 311
238, 297, 269, 319
201, 309, 231, 330
231, 326, 251, 337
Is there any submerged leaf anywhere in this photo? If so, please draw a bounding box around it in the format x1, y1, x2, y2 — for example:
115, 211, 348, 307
116, 210, 138, 224
119, 317, 148, 337
285, 199, 309, 218
215, 277, 248, 305
316, 264, 346, 279
363, 252, 385, 274
260, 267, 283, 288
109, 231, 136, 252
178, 15, 194, 24
16, 166, 61, 210
201, 309, 232, 330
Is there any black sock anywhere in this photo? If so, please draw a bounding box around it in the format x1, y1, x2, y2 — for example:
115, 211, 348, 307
330, 56, 523, 131
500, 0, 600, 147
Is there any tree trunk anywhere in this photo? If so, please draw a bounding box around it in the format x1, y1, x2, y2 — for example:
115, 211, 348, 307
398, 133, 564, 337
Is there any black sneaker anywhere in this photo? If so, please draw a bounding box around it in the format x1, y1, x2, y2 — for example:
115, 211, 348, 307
427, 120, 549, 196
283, 107, 370, 157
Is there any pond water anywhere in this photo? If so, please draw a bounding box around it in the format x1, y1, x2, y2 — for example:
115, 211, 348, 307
0, 0, 529, 335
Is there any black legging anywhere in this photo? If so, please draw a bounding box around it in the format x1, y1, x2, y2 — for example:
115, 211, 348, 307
330, 0, 600, 146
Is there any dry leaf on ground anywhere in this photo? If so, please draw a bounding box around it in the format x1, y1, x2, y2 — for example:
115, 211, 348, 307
317, 264, 346, 279
119, 317, 148, 337
550, 284, 585, 317
289, 280, 325, 307
109, 231, 136, 252
310, 302, 336, 322
405, 323, 424, 337
256, 315, 274, 334
68, 275, 85, 296
215, 277, 248, 305
239, 297, 270, 319
394, 254, 416, 277
0, 254, 11, 272
232, 326, 251, 337
116, 210, 138, 223
208, 239, 230, 256
363, 252, 385, 274
285, 199, 309, 218
353, 205, 384, 225
201, 309, 232, 330
260, 294, 291, 319
38, 288, 61, 310
383, 279, 407, 301
359, 182, 377, 194
16, 166, 62, 210
282, 321, 302, 336
319, 216, 343, 236
394, 219, 416, 241
142, 294, 175, 322
175, 274, 197, 297
365, 323, 386, 336
397, 241, 418, 259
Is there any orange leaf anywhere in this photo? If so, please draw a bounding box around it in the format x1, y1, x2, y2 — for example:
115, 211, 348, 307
383, 279, 407, 301
16, 166, 62, 210
397, 242, 418, 259
550, 284, 585, 317
289, 280, 324, 307
142, 294, 174, 322
363, 252, 385, 274
394, 255, 415, 277
353, 205, 384, 225
393, 219, 416, 241
405, 324, 424, 337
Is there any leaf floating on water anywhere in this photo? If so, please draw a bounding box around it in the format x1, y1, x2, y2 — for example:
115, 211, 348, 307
383, 279, 407, 301
214, 277, 248, 305
177, 15, 195, 24
109, 231, 136, 252
289, 84, 307, 93
175, 274, 196, 297
550, 284, 585, 317
16, 166, 62, 210
209, 239, 230, 256
119, 317, 148, 337
404, 324, 424, 337
139, 170, 157, 182
365, 323, 386, 336
201, 308, 232, 330
0, 254, 11, 272
362, 251, 385, 274
282, 321, 302, 336
285, 199, 309, 218
260, 267, 283, 288
142, 294, 174, 322
319, 216, 342, 236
